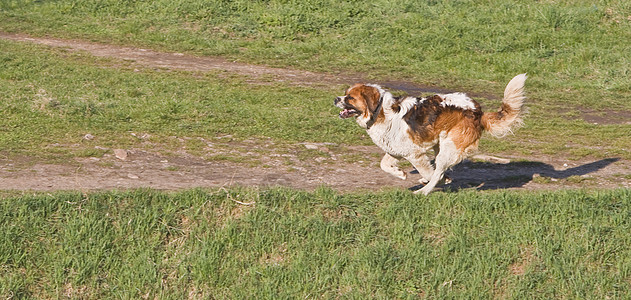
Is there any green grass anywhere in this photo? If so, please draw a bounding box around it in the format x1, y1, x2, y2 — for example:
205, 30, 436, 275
1, 0, 631, 104
0, 40, 366, 158
1, 188, 631, 298
0, 38, 629, 162
2, 4, 630, 298
1, 4, 630, 298
1, 1, 630, 161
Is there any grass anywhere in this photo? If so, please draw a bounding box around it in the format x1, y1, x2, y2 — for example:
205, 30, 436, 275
0, 1, 630, 162
1, 4, 630, 298
0, 38, 629, 163
0, 39, 365, 158
1, 1, 631, 103
1, 188, 631, 298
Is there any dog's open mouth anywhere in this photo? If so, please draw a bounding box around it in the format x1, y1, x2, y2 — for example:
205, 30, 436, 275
339, 108, 359, 119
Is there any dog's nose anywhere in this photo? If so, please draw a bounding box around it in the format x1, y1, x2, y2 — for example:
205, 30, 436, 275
334, 97, 342, 105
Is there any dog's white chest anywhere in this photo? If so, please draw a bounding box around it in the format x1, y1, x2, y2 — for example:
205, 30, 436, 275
367, 121, 420, 158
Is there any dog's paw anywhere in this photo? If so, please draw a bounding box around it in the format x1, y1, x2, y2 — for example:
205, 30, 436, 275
414, 186, 433, 196
395, 171, 407, 180
419, 178, 429, 185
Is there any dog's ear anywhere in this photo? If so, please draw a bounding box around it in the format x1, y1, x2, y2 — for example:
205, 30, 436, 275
360, 86, 381, 115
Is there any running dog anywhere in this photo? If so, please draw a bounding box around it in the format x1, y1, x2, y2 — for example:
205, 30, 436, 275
334, 74, 527, 195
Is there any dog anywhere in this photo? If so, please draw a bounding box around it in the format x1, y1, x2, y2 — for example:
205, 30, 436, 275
334, 74, 527, 195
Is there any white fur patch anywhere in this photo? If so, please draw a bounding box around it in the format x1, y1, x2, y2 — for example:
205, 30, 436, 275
366, 84, 386, 96
381, 92, 396, 115
397, 96, 421, 115
439, 93, 476, 110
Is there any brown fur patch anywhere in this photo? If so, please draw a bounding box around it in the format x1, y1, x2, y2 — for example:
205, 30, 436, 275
450, 101, 484, 152
391, 100, 401, 113
404, 95, 484, 152
403, 95, 444, 143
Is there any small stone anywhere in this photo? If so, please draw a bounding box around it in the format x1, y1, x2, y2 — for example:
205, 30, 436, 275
127, 174, 139, 179
304, 144, 319, 150
83, 134, 94, 140
114, 149, 128, 160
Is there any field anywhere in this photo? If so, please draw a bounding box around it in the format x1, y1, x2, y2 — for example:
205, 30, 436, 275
1, 0, 631, 298
3, 188, 631, 298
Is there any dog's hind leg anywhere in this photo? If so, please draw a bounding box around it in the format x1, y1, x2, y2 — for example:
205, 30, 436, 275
407, 153, 434, 185
431, 144, 452, 185
380, 153, 407, 180
416, 137, 464, 195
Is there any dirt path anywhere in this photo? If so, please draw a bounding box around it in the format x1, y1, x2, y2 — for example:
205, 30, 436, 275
1, 144, 629, 192
1, 32, 630, 193
0, 32, 356, 87
0, 32, 473, 95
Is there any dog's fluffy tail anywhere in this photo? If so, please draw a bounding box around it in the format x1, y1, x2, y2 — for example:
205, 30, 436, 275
482, 73, 527, 138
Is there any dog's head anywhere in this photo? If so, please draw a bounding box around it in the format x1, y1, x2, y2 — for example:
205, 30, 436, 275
334, 84, 384, 124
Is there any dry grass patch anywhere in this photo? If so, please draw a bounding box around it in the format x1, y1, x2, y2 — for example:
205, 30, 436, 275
509, 245, 538, 276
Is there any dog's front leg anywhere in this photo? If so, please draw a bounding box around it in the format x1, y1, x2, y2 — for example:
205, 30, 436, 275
380, 153, 407, 180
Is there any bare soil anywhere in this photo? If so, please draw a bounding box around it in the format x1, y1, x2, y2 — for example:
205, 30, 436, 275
1, 32, 630, 193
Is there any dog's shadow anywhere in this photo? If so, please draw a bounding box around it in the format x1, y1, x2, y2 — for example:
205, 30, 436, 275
410, 158, 620, 192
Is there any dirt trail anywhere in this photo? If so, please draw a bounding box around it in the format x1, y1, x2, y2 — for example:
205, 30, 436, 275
1, 146, 629, 192
0, 32, 467, 95
0, 32, 355, 87
1, 32, 630, 193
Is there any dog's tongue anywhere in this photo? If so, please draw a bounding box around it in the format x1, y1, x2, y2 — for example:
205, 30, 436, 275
339, 109, 353, 119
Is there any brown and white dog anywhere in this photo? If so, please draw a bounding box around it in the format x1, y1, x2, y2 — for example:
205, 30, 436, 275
334, 74, 527, 195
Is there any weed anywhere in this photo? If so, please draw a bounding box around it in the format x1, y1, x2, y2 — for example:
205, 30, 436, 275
566, 175, 592, 183
165, 166, 180, 172
532, 175, 553, 184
